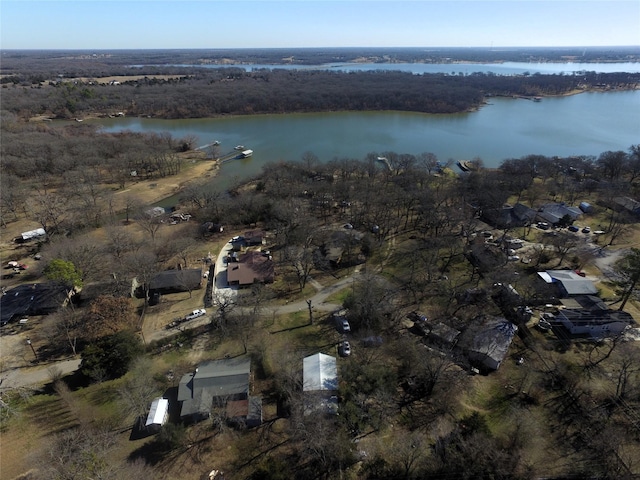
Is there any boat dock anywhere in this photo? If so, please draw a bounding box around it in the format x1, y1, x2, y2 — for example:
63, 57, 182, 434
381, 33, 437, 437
220, 149, 253, 163
194, 141, 253, 163
195, 140, 221, 151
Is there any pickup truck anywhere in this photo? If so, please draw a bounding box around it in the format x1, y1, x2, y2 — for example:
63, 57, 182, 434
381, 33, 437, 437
185, 309, 207, 321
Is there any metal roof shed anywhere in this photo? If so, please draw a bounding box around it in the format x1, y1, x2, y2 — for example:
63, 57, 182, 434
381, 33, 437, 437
18, 228, 46, 242
145, 397, 169, 428
303, 353, 338, 392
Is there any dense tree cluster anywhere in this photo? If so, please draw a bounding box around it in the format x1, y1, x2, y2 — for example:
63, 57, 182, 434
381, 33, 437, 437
2, 67, 639, 120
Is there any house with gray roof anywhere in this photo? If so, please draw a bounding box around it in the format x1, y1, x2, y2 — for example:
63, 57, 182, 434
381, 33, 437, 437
148, 268, 203, 294
613, 197, 640, 216
462, 318, 518, 371
481, 203, 537, 229
536, 203, 582, 226
554, 308, 635, 339
537, 270, 598, 297
178, 357, 260, 424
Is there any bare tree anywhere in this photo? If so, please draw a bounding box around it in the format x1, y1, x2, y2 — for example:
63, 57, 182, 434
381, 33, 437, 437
543, 231, 580, 266
125, 249, 162, 308
45, 305, 83, 355
26, 191, 68, 236
134, 208, 163, 244
105, 224, 139, 260
117, 357, 163, 422
613, 248, 640, 311
284, 244, 316, 291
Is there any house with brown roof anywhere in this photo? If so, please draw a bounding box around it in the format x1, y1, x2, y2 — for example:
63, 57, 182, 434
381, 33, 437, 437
227, 251, 274, 287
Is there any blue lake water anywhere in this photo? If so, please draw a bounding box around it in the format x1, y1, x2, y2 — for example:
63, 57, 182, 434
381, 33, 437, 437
134, 61, 640, 75
93, 90, 639, 190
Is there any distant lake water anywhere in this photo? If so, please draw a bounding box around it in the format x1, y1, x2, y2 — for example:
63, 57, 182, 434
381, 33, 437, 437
134, 61, 640, 75
93, 90, 640, 191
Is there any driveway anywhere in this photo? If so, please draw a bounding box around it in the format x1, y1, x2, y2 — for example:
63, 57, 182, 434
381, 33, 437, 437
213, 239, 238, 302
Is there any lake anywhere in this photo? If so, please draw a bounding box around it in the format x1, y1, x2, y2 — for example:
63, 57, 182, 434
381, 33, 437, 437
135, 61, 640, 75
93, 90, 640, 191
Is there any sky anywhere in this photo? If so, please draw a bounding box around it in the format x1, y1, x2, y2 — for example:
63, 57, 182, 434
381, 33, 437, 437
1, 0, 639, 50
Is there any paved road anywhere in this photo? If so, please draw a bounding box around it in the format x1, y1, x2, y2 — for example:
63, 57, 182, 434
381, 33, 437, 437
1, 358, 81, 390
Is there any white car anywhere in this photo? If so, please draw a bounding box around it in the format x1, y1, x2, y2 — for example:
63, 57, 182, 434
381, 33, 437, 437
340, 318, 351, 333
340, 341, 352, 357
185, 308, 207, 321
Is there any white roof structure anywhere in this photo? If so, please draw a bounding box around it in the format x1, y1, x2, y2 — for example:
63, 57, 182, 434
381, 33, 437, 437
303, 353, 338, 392
21, 228, 46, 241
145, 397, 169, 427
538, 270, 598, 296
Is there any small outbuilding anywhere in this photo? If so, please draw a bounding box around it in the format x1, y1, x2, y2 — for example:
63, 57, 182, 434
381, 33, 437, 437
145, 397, 169, 432
579, 201, 594, 213
15, 227, 46, 243
428, 322, 461, 347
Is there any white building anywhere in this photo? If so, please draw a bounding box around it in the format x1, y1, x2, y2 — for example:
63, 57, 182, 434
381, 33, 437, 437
145, 397, 169, 432
555, 309, 635, 339
303, 353, 338, 415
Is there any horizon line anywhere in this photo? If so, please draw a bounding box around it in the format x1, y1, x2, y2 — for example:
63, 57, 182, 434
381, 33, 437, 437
3, 45, 640, 52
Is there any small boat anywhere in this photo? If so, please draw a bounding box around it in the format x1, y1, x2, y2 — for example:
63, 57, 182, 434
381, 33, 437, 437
212, 140, 220, 146
533, 96, 542, 102
234, 145, 245, 150
239, 149, 253, 158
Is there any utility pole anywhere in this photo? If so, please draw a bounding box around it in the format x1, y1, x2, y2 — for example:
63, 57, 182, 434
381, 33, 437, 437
26, 338, 37, 362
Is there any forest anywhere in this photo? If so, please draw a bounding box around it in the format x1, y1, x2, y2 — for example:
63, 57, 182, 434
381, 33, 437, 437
2, 49, 640, 119
0, 51, 639, 480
